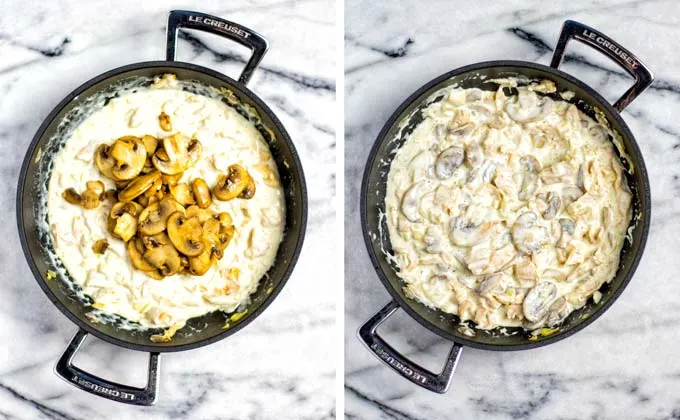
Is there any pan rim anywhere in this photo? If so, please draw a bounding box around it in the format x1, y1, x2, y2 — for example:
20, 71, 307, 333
360, 59, 651, 351
17, 60, 308, 353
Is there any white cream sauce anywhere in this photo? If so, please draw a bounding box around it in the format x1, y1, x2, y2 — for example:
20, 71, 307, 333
385, 80, 632, 330
47, 77, 285, 330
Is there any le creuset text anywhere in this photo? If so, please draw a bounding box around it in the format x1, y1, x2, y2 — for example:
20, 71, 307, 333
370, 343, 428, 384
582, 29, 639, 69
188, 15, 251, 38
71, 375, 136, 401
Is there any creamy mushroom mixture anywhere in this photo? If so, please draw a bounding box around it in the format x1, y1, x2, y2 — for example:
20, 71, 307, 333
385, 79, 632, 330
47, 76, 285, 333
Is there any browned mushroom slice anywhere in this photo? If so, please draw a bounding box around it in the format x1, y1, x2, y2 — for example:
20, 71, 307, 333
109, 137, 147, 180
92, 239, 109, 255
161, 172, 183, 186
239, 178, 256, 199
118, 171, 161, 202
109, 202, 143, 241
115, 179, 130, 189
213, 164, 253, 201
169, 183, 196, 206
62, 188, 83, 205
141, 231, 171, 249
191, 178, 212, 209
94, 144, 116, 179
158, 112, 172, 131
152, 134, 202, 174
186, 205, 216, 223
138, 196, 185, 235
141, 158, 155, 174
127, 237, 156, 271
82, 189, 100, 209
189, 250, 216, 276
144, 243, 181, 276
145, 270, 165, 280
86, 180, 105, 196
167, 212, 204, 257
142, 135, 159, 155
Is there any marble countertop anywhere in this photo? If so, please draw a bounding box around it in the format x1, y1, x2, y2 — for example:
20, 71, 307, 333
0, 0, 335, 419
345, 0, 680, 418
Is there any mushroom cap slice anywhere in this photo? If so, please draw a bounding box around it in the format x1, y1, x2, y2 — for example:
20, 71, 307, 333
109, 137, 147, 180
167, 212, 204, 257
138, 196, 185, 235
191, 178, 212, 209
118, 171, 161, 202
62, 188, 83, 205
152, 134, 202, 175
143, 243, 181, 276
94, 144, 116, 179
141, 232, 171, 249
81, 189, 100, 209
127, 237, 156, 271
213, 164, 253, 201
169, 183, 196, 206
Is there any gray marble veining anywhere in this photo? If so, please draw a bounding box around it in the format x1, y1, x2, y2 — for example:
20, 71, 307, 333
0, 1, 335, 419
345, 0, 680, 418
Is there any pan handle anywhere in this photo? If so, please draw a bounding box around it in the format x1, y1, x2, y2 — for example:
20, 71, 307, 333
550, 20, 653, 112
166, 9, 269, 85
358, 300, 463, 393
54, 329, 160, 406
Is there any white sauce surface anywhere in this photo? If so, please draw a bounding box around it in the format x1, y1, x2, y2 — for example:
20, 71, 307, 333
47, 79, 285, 330
385, 80, 632, 330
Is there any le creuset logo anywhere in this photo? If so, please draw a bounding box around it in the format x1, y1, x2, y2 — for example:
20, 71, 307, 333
582, 29, 639, 69
72, 375, 135, 401
370, 343, 428, 384
188, 15, 250, 39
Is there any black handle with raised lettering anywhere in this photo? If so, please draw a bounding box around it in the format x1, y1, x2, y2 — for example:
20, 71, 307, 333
550, 20, 653, 112
358, 301, 463, 393
55, 329, 160, 405
166, 10, 269, 85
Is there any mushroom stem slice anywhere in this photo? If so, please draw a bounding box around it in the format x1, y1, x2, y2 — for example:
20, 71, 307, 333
191, 178, 212, 209
118, 171, 161, 202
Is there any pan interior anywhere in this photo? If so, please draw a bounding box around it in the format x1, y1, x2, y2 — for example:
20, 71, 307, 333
19, 64, 306, 351
363, 63, 649, 349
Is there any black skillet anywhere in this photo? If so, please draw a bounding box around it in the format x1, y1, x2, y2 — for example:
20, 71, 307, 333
359, 20, 653, 393
17, 10, 307, 405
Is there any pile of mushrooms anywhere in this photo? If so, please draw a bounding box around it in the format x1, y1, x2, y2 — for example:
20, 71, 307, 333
62, 116, 258, 279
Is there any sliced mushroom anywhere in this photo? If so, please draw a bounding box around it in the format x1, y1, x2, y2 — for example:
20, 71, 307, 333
142, 135, 159, 155
152, 134, 202, 175
167, 212, 204, 257
423, 226, 443, 253
86, 180, 105, 196
213, 164, 255, 201
82, 189, 100, 209
158, 112, 172, 132
518, 155, 540, 201
169, 183, 196, 206
138, 196, 185, 235
100, 189, 117, 202
94, 144, 116, 179
115, 179, 130, 189
189, 250, 216, 276
109, 137, 147, 180
545, 297, 572, 326
542, 192, 562, 220
186, 205, 216, 223
108, 202, 143, 241
401, 182, 422, 223
161, 172, 183, 186
192, 178, 212, 209
523, 281, 558, 322
512, 211, 548, 254
92, 239, 109, 255
449, 217, 493, 247
505, 90, 553, 123
127, 237, 156, 271
465, 142, 483, 167
118, 171, 161, 202
434, 146, 465, 180
62, 188, 83, 205
141, 231, 171, 249
143, 243, 181, 276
